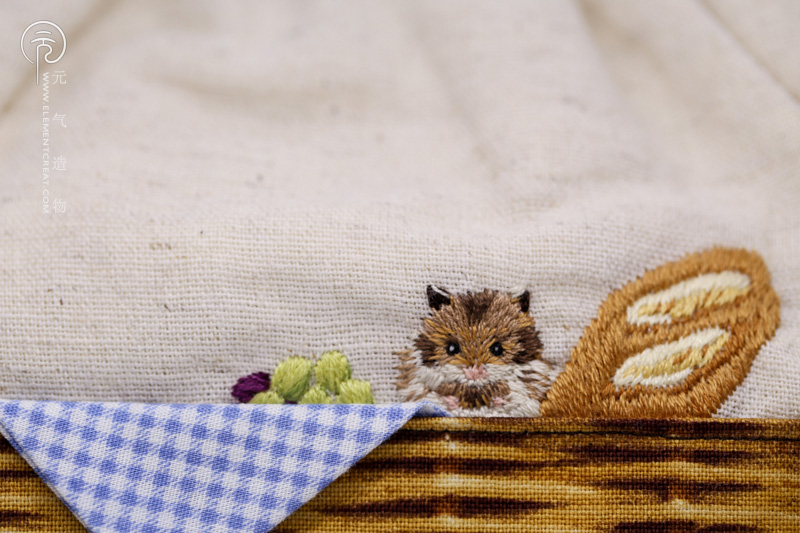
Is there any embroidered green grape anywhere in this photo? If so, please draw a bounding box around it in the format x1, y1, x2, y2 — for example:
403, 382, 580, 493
314, 350, 351, 394
336, 379, 375, 404
299, 384, 334, 404
272, 356, 314, 402
249, 390, 284, 404
232, 352, 374, 405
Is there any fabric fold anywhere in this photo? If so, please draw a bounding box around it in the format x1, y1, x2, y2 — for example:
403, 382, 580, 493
0, 400, 446, 533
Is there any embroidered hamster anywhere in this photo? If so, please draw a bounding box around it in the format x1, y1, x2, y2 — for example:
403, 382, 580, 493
396, 286, 556, 417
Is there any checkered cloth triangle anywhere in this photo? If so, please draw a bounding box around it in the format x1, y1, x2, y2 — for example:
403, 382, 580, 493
0, 400, 446, 533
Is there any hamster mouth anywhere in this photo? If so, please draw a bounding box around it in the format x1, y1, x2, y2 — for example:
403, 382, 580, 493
435, 380, 511, 409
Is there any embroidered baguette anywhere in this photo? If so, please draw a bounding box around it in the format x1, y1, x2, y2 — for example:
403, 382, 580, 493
540, 248, 780, 418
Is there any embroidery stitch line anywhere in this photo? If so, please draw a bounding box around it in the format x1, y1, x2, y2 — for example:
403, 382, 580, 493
612, 327, 729, 389
627, 271, 751, 325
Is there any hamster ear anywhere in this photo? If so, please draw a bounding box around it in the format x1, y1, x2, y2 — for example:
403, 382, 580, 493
426, 285, 451, 310
513, 290, 530, 313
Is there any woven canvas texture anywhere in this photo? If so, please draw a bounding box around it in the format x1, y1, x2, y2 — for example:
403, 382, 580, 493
0, 1, 798, 416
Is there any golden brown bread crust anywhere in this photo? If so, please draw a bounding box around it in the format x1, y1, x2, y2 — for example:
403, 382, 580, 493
541, 247, 781, 418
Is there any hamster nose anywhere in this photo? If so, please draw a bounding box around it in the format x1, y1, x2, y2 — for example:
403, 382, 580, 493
463, 364, 489, 381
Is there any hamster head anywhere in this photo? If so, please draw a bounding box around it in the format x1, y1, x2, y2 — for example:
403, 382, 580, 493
411, 285, 547, 411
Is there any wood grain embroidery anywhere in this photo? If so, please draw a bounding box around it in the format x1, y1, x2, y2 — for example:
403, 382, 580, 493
540, 247, 781, 418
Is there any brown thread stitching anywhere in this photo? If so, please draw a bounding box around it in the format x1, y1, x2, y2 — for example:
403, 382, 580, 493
414, 289, 542, 368
396, 288, 552, 414
540, 248, 780, 418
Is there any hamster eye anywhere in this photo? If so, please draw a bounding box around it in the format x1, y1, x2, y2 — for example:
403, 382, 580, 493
446, 342, 460, 356
490, 342, 504, 357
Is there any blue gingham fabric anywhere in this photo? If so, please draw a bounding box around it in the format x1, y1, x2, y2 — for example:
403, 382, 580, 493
0, 400, 446, 533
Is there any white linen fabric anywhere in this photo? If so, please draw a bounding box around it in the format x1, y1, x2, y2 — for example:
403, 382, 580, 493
0, 0, 798, 417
